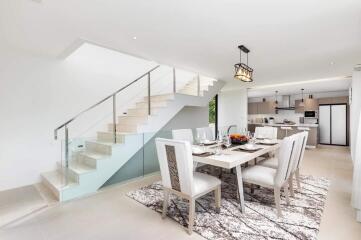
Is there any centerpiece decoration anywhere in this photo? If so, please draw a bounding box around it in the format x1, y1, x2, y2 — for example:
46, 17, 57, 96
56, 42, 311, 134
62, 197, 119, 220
229, 134, 249, 145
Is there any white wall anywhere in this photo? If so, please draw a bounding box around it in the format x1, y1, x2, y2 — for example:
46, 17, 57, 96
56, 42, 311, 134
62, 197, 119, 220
0, 43, 199, 191
163, 106, 209, 131
218, 89, 248, 132
351, 69, 361, 162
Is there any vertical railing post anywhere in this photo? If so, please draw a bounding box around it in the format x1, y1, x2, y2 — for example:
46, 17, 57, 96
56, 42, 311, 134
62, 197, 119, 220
112, 94, 117, 143
148, 72, 151, 115
173, 67, 176, 93
197, 74, 200, 96
64, 125, 69, 186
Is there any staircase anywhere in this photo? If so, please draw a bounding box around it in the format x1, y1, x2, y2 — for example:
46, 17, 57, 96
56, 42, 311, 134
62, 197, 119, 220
41, 67, 224, 202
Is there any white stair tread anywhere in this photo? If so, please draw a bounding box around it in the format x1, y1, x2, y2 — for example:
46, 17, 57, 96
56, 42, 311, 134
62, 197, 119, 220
82, 151, 110, 160
97, 131, 125, 136
42, 171, 78, 190
69, 162, 95, 175
86, 140, 123, 147
130, 106, 165, 110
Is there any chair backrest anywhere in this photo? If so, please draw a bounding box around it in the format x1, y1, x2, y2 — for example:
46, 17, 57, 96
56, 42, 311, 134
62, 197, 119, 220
274, 135, 297, 187
155, 138, 194, 196
255, 126, 278, 139
172, 129, 194, 144
292, 131, 308, 172
196, 127, 214, 141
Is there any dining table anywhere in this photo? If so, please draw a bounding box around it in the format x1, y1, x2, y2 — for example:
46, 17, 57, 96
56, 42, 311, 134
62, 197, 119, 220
192, 140, 281, 213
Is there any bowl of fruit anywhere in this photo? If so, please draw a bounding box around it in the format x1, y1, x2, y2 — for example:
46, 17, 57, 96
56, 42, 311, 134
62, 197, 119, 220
229, 134, 249, 145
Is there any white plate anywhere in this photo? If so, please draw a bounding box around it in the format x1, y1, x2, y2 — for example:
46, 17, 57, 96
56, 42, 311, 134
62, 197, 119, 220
192, 147, 205, 154
260, 139, 277, 144
240, 144, 259, 151
203, 140, 216, 145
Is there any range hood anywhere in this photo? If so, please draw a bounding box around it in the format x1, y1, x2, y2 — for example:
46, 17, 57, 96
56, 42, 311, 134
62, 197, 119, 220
275, 95, 295, 110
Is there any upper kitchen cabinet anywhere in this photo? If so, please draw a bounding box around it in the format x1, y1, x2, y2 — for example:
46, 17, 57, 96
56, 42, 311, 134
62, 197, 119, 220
295, 98, 319, 112
318, 96, 348, 105
248, 101, 276, 114
295, 99, 304, 113
248, 102, 258, 114
304, 98, 319, 111
258, 101, 276, 114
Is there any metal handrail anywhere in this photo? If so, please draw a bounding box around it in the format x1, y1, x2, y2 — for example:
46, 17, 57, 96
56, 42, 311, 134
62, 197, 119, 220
54, 65, 160, 140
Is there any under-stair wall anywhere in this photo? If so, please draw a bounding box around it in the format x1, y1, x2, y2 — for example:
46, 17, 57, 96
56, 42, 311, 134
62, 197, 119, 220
103, 106, 209, 186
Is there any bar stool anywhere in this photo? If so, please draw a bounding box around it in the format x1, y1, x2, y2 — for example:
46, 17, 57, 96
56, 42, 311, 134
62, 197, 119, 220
281, 126, 292, 137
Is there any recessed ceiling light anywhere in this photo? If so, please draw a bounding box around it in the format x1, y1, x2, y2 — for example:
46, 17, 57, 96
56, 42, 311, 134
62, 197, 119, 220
133, 37, 137, 40
330, 61, 335, 65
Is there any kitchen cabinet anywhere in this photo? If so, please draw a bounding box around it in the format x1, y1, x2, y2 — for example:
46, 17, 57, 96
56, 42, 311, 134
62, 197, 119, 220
304, 98, 318, 111
258, 102, 276, 114
318, 96, 348, 105
295, 98, 318, 112
248, 102, 275, 114
295, 100, 304, 113
248, 102, 258, 114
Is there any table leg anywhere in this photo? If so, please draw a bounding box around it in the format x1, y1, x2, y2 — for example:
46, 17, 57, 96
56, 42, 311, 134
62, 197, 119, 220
235, 165, 245, 213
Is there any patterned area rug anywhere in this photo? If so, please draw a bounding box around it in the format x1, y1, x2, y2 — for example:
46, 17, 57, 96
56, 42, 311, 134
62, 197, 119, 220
127, 167, 330, 240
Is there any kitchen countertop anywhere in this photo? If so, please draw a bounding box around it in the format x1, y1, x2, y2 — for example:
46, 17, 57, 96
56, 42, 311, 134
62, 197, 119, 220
249, 123, 319, 128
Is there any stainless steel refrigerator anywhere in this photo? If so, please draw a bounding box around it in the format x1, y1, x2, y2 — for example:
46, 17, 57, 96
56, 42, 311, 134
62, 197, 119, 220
319, 104, 347, 145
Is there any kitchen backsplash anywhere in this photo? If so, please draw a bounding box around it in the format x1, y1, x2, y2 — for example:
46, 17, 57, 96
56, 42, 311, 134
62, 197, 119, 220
248, 110, 304, 124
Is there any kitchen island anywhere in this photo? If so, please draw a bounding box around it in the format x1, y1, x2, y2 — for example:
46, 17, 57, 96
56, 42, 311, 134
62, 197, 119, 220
248, 123, 318, 148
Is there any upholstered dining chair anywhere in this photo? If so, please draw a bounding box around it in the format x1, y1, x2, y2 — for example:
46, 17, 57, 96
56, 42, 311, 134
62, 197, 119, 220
172, 129, 194, 144
254, 126, 278, 163
255, 126, 278, 139
196, 127, 215, 141
259, 132, 308, 196
289, 131, 308, 194
155, 138, 221, 234
242, 135, 297, 217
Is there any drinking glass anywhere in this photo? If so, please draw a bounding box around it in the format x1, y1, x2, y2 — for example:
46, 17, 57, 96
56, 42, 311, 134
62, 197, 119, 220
224, 135, 232, 149
215, 131, 223, 155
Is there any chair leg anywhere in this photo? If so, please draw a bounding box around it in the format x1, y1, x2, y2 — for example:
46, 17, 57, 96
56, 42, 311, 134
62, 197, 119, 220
284, 185, 290, 205
162, 189, 169, 219
274, 187, 283, 217
215, 185, 221, 213
193, 162, 199, 171
250, 184, 255, 194
295, 168, 301, 189
188, 199, 195, 235
288, 174, 295, 197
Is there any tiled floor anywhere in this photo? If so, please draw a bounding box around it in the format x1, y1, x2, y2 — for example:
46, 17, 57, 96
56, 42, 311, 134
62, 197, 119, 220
0, 185, 48, 227
0, 145, 360, 239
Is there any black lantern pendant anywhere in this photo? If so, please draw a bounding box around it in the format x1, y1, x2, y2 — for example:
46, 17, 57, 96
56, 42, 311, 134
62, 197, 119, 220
274, 90, 279, 106
234, 45, 253, 82
299, 88, 305, 107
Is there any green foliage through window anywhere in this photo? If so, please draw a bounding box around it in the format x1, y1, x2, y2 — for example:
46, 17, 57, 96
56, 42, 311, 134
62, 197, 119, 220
209, 96, 216, 123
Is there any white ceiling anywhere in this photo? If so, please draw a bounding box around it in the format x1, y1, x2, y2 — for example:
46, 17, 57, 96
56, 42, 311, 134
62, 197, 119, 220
1, 0, 361, 87
246, 76, 351, 97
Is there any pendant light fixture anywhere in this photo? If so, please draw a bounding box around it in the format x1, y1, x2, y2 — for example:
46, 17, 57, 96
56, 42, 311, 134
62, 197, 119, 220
274, 90, 279, 106
234, 45, 253, 82
299, 88, 305, 107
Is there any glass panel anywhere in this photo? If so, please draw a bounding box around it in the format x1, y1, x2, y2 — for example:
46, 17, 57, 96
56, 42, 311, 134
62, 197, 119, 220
102, 133, 144, 187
